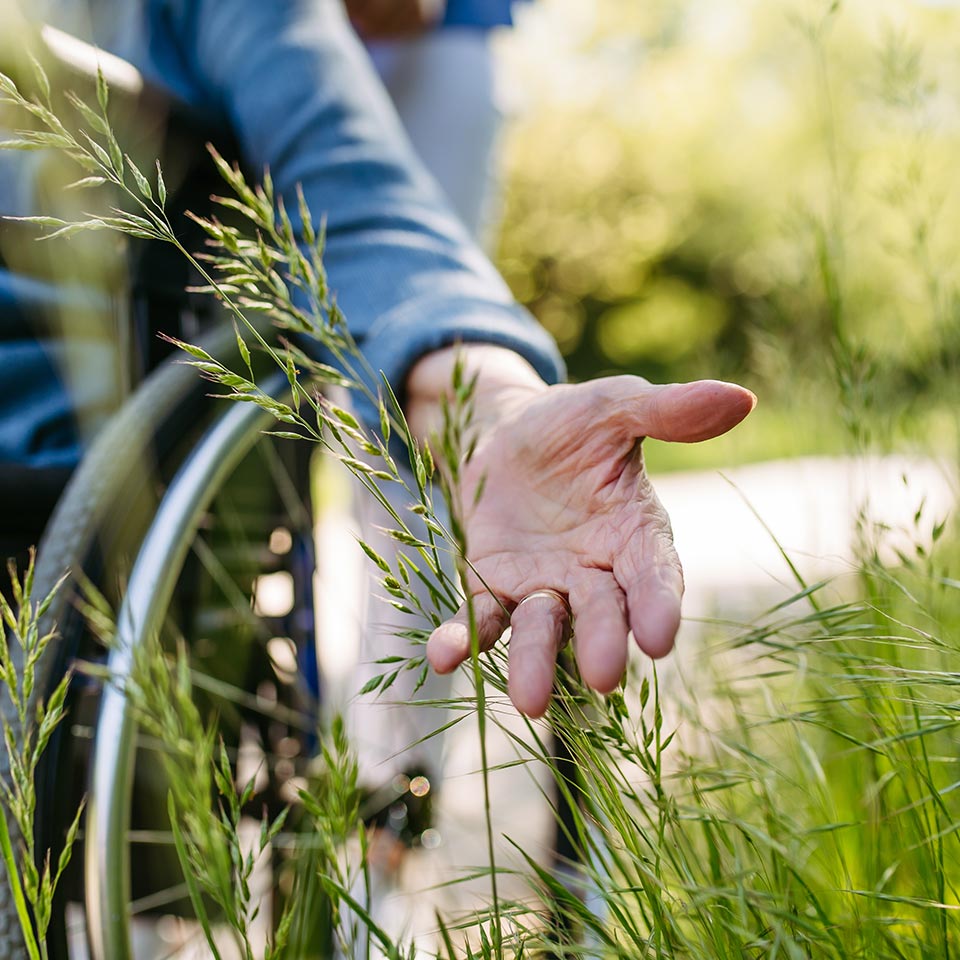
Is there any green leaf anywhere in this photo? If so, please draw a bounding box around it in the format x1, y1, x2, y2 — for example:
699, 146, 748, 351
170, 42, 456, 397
79, 131, 113, 171
54, 799, 86, 888
166, 337, 216, 363
206, 143, 241, 192
358, 539, 391, 574
2, 129, 74, 149
43, 219, 109, 240
339, 456, 375, 475
262, 166, 275, 204
284, 353, 300, 411
155, 160, 167, 206
0, 71, 20, 96
35, 674, 71, 754
100, 211, 157, 234
263, 807, 289, 850
378, 401, 392, 447
211, 194, 260, 224
233, 322, 251, 373
0, 139, 50, 152
3, 216, 109, 241
34, 857, 52, 936
310, 363, 354, 387
270, 899, 296, 959
382, 579, 405, 599
239, 772, 257, 811
65, 175, 109, 190
36, 572, 67, 620
380, 667, 402, 692
125, 154, 152, 200
5, 215, 69, 229
106, 130, 124, 177
28, 54, 50, 105
316, 874, 400, 956
65, 148, 101, 173
329, 404, 361, 430
387, 529, 428, 548
66, 90, 109, 135
168, 794, 224, 960
0, 813, 42, 960
20, 857, 39, 912
473, 471, 487, 507
212, 741, 233, 802
18, 99, 67, 135
96, 64, 109, 113
359, 674, 383, 695
414, 450, 426, 490
296, 181, 315, 248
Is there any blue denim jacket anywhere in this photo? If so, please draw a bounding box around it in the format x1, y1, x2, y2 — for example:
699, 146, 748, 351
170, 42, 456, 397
0, 0, 562, 468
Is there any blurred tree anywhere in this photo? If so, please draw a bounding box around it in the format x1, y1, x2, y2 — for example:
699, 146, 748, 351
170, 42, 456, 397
495, 0, 960, 444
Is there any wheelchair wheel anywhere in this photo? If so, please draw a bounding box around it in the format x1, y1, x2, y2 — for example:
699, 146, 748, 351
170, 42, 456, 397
0, 325, 320, 959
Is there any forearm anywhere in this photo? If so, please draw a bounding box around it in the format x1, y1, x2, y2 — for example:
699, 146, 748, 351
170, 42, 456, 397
102, 0, 562, 439
155, 0, 561, 411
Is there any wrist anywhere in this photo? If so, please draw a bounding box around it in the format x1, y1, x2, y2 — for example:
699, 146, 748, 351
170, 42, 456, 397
405, 344, 548, 440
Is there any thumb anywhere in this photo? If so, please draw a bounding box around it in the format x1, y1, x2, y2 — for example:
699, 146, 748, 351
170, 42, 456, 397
602, 378, 756, 444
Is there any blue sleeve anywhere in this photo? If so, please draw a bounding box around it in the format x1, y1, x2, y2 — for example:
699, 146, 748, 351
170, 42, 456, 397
145, 0, 564, 424
442, 0, 522, 28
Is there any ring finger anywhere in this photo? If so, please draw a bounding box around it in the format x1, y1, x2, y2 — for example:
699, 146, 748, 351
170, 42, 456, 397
508, 590, 571, 718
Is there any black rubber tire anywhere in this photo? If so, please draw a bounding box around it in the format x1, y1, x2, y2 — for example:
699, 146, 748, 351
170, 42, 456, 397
0, 321, 260, 959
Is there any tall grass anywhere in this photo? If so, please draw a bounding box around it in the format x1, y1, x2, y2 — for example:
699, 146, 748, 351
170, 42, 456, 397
0, 22, 959, 960
0, 555, 79, 960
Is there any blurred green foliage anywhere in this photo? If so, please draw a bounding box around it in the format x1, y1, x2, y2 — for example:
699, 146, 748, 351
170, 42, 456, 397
496, 0, 960, 459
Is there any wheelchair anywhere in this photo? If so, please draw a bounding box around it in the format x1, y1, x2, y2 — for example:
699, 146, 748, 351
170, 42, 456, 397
0, 32, 327, 958
0, 26, 596, 960
28, 328, 320, 960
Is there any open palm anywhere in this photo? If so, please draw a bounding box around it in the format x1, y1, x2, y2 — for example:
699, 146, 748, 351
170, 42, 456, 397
426, 376, 755, 717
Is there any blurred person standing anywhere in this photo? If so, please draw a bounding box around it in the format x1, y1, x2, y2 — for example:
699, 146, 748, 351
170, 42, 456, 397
339, 0, 538, 861
352, 0, 527, 242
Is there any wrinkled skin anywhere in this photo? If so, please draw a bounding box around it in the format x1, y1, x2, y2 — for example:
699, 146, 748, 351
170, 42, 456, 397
422, 374, 756, 717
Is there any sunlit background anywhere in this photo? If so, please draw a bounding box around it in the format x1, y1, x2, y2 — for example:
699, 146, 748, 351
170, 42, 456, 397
494, 0, 960, 476
312, 4, 960, 948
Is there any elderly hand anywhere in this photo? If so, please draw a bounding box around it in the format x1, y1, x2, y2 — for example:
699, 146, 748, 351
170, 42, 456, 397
345, 0, 446, 38
406, 346, 755, 717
